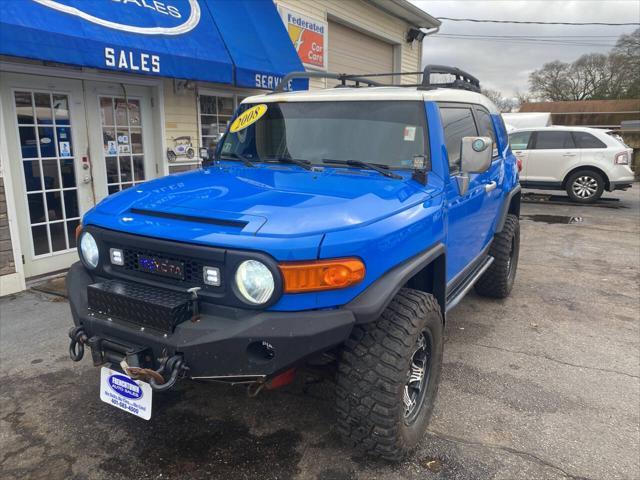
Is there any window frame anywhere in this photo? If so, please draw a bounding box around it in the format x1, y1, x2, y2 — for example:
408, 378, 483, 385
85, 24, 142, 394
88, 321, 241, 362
508, 130, 534, 150
437, 101, 480, 175
471, 105, 500, 159
570, 131, 607, 149
530, 130, 576, 150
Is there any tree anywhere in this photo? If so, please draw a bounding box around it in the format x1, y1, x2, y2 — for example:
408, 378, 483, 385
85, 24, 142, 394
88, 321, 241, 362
612, 28, 640, 98
528, 29, 639, 101
514, 90, 532, 109
482, 88, 515, 112
529, 60, 574, 101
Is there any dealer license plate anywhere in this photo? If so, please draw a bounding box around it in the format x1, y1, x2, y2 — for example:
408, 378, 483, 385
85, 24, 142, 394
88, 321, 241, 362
100, 367, 152, 420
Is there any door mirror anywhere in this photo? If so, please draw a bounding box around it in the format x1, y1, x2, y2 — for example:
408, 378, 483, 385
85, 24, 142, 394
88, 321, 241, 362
461, 136, 492, 174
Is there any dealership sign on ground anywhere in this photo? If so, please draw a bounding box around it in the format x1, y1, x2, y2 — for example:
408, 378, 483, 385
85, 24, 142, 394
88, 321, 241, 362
279, 7, 327, 70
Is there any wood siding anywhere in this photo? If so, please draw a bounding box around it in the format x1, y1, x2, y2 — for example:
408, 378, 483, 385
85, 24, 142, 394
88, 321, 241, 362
276, 0, 422, 88
0, 177, 16, 276
163, 79, 199, 152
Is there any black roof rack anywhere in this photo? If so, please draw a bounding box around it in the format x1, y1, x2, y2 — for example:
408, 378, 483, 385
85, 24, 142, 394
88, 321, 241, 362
273, 71, 382, 92
274, 64, 481, 93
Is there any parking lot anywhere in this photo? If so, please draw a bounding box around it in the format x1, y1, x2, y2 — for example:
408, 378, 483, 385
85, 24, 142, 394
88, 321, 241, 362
1, 187, 638, 480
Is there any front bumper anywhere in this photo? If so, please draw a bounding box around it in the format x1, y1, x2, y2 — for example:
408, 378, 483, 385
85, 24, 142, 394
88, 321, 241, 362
67, 263, 355, 380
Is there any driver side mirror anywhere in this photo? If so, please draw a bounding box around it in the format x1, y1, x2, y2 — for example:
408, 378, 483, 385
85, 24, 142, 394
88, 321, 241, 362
457, 136, 493, 195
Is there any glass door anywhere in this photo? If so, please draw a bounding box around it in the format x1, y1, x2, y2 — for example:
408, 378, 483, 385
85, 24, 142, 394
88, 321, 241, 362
83, 82, 156, 201
99, 96, 146, 194
0, 72, 93, 277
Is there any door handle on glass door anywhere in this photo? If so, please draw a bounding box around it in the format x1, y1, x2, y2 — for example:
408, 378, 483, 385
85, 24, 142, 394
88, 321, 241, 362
484, 181, 497, 192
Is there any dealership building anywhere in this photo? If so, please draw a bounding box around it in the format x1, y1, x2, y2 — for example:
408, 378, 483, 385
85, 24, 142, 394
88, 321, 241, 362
0, 0, 439, 295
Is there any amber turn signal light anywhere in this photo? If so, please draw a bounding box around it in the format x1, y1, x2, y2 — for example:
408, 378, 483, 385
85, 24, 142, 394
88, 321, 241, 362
75, 223, 83, 241
279, 258, 365, 293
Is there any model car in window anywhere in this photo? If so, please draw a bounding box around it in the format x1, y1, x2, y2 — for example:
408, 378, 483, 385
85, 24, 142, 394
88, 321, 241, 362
66, 66, 521, 460
509, 126, 634, 203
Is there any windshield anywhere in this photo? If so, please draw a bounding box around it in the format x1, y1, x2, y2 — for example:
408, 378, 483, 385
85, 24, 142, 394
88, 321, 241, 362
218, 101, 428, 168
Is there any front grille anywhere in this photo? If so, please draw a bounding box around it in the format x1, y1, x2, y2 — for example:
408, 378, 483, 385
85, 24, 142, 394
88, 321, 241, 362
122, 248, 206, 285
86, 225, 282, 309
87, 280, 194, 333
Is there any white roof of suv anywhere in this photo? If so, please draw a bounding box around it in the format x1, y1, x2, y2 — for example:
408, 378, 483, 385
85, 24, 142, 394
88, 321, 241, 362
245, 86, 499, 114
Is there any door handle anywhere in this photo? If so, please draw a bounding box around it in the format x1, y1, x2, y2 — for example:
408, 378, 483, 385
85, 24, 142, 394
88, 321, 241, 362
484, 181, 497, 192
562, 153, 577, 157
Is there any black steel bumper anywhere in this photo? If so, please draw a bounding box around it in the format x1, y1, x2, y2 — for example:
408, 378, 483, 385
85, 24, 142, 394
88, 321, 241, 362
67, 262, 355, 380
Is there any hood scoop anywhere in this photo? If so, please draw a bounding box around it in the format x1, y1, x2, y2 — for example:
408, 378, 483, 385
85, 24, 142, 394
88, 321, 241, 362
130, 208, 248, 228
125, 205, 267, 235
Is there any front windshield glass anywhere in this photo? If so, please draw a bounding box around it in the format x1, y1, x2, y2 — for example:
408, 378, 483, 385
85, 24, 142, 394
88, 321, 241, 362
219, 101, 428, 168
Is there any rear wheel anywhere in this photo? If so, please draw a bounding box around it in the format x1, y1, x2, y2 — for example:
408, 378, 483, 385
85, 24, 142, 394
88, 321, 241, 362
335, 289, 443, 461
566, 170, 604, 203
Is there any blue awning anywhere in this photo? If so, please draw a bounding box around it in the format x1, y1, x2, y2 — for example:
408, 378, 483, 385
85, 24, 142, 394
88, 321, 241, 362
0, 0, 304, 90
204, 0, 305, 90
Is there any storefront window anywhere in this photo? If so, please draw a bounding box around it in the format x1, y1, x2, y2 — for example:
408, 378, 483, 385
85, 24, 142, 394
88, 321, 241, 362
166, 93, 245, 175
200, 95, 234, 153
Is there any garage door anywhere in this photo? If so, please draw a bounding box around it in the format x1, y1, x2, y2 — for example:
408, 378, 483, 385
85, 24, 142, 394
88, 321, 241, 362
328, 21, 394, 81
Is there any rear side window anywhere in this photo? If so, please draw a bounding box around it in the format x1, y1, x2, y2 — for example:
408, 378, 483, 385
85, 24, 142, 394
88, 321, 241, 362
533, 131, 575, 149
572, 132, 606, 149
474, 107, 498, 157
440, 107, 478, 173
509, 131, 532, 150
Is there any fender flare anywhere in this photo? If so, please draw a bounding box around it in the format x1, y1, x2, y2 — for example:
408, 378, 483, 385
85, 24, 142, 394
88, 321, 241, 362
346, 242, 446, 324
495, 185, 521, 233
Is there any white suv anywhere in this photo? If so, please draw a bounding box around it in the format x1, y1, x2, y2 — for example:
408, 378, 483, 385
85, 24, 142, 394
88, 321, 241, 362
509, 126, 634, 203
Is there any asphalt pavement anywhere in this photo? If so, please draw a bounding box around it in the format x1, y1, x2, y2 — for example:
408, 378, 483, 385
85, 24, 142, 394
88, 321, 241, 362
1, 187, 639, 480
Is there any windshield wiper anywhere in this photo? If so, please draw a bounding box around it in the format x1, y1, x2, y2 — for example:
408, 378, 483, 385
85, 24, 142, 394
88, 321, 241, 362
218, 152, 255, 168
322, 159, 402, 179
263, 155, 313, 171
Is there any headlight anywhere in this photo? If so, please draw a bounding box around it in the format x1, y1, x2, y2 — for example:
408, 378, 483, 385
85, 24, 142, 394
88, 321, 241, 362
79, 232, 99, 269
235, 260, 274, 305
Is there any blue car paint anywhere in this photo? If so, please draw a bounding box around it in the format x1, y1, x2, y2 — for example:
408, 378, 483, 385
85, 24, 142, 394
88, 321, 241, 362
82, 99, 518, 312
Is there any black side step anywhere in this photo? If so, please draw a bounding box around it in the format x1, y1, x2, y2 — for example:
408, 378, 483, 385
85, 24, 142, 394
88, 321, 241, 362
445, 256, 494, 312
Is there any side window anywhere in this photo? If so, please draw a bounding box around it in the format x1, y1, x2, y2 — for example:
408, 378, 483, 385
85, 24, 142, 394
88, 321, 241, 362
533, 131, 575, 149
508, 131, 532, 150
474, 107, 498, 157
440, 107, 478, 174
572, 131, 606, 149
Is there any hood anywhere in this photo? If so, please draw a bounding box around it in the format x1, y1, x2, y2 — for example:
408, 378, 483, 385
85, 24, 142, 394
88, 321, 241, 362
92, 163, 435, 237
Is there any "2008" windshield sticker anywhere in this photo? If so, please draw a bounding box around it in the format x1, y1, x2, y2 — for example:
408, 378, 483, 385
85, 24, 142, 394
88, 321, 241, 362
230, 104, 268, 133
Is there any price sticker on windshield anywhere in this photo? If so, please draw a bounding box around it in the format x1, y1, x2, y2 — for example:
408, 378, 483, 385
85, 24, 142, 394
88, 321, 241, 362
230, 104, 268, 133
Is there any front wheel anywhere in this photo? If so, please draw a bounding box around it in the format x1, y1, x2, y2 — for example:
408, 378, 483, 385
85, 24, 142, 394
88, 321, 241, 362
335, 289, 444, 461
475, 213, 520, 298
566, 170, 604, 203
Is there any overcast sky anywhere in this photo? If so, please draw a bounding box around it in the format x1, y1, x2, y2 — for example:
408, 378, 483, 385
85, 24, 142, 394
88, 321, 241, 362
410, 0, 639, 98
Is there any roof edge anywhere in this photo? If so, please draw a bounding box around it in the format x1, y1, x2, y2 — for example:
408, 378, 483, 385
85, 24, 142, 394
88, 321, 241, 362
366, 0, 441, 28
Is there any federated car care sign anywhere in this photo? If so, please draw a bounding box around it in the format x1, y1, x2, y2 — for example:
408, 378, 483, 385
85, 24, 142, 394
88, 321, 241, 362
100, 367, 152, 420
230, 104, 268, 133
279, 7, 327, 70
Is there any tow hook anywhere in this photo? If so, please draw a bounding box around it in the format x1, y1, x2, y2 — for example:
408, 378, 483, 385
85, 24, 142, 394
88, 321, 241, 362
121, 354, 187, 392
68, 326, 87, 362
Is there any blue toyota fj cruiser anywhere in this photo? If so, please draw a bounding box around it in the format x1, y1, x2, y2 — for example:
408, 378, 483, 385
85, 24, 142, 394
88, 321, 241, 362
67, 66, 521, 460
